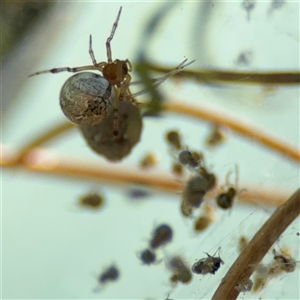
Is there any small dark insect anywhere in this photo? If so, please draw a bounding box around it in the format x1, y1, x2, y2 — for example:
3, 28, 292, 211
216, 165, 239, 209
171, 162, 184, 177
182, 175, 208, 208
139, 152, 158, 169
197, 166, 217, 191
169, 256, 192, 285
150, 224, 173, 249
242, 0, 255, 21
216, 187, 236, 209
193, 203, 215, 232
180, 166, 216, 217
192, 248, 224, 275
180, 198, 193, 218
165, 130, 182, 150
127, 188, 150, 200
194, 215, 212, 232
139, 248, 157, 265
98, 265, 119, 284
238, 235, 248, 253
93, 264, 120, 293
178, 150, 193, 165
236, 51, 253, 66
270, 0, 285, 11
178, 150, 202, 168
269, 248, 297, 273
79, 192, 104, 209
205, 124, 226, 148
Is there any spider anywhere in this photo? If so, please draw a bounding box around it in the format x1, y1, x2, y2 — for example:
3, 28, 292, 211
29, 6, 194, 137
29, 7, 131, 136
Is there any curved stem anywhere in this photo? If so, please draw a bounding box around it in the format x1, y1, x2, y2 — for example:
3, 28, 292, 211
13, 101, 299, 165
1, 145, 291, 207
164, 101, 300, 163
211, 188, 300, 300
13, 122, 75, 164
146, 62, 300, 85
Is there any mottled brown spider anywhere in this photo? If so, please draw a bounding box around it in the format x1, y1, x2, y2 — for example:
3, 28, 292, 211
30, 6, 194, 138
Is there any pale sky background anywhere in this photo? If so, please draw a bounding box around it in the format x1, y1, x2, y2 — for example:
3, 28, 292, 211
2, 1, 299, 299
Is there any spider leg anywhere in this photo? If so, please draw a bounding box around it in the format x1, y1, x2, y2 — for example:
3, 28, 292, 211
126, 59, 132, 72
106, 6, 122, 63
149, 59, 195, 87
89, 34, 97, 65
29, 65, 101, 77
128, 59, 195, 97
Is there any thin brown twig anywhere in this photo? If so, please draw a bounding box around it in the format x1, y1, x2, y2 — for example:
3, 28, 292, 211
12, 101, 299, 165
12, 121, 75, 164
164, 101, 300, 163
211, 188, 300, 300
146, 63, 300, 85
1, 146, 291, 207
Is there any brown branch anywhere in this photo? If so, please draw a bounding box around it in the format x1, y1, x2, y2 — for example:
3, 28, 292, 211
12, 121, 75, 164
164, 101, 300, 164
147, 63, 300, 85
211, 188, 300, 300
12, 101, 299, 165
1, 145, 292, 207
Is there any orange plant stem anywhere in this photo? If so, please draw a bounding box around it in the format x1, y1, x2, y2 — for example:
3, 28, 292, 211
164, 101, 300, 163
212, 188, 300, 300
13, 101, 299, 165
147, 63, 300, 85
1, 146, 290, 207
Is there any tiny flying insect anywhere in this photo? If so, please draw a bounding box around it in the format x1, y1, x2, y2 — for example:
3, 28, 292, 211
78, 192, 105, 210
192, 247, 224, 275
138, 248, 159, 265
139, 152, 158, 170
168, 256, 193, 285
171, 162, 184, 177
197, 166, 217, 191
193, 216, 212, 232
193, 204, 215, 232
178, 149, 203, 168
238, 235, 248, 253
165, 130, 182, 150
150, 224, 173, 249
93, 264, 120, 292
205, 123, 226, 148
181, 175, 208, 209
216, 165, 240, 210
29, 7, 194, 160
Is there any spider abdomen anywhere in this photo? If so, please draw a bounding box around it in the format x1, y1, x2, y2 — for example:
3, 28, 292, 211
59, 72, 115, 126
79, 101, 142, 161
